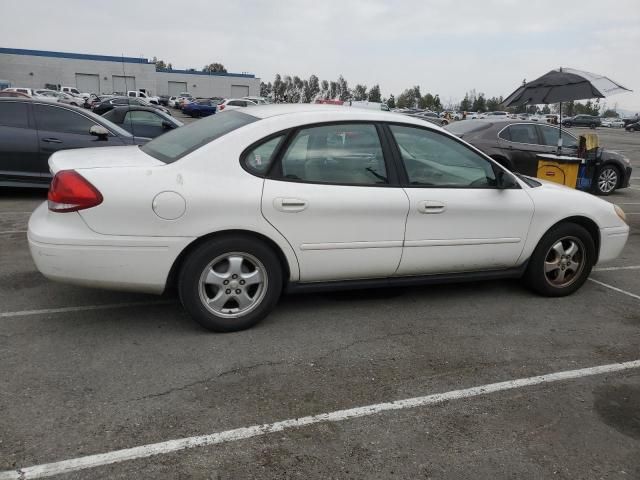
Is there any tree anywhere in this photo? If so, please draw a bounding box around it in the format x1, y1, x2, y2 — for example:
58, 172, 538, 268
273, 74, 284, 102
459, 93, 471, 112
151, 56, 169, 71
420, 92, 434, 110
602, 109, 619, 118
352, 84, 368, 101
386, 94, 396, 109
320, 80, 329, 99
541, 105, 551, 114
368, 85, 381, 103
485, 96, 502, 112
329, 81, 338, 100
308, 75, 320, 101
260, 82, 272, 98
433, 94, 442, 111
202, 63, 227, 73
337, 75, 350, 101
472, 93, 486, 112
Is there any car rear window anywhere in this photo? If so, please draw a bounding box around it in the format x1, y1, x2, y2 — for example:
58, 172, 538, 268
445, 120, 493, 135
141, 110, 257, 163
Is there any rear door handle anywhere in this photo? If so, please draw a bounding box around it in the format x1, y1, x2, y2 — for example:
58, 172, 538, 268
42, 138, 62, 144
418, 200, 446, 214
274, 197, 308, 212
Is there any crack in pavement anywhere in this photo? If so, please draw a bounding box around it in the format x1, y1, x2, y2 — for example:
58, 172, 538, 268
128, 330, 431, 403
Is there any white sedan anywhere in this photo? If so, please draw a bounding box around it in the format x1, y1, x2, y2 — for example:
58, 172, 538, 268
28, 105, 629, 332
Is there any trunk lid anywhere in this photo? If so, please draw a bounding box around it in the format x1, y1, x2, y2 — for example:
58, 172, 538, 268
48, 145, 163, 174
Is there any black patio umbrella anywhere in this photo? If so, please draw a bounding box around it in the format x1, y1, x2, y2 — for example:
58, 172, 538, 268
502, 67, 631, 151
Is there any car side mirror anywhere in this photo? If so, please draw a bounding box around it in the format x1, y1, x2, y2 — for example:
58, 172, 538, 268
90, 125, 110, 140
496, 169, 518, 189
162, 121, 175, 130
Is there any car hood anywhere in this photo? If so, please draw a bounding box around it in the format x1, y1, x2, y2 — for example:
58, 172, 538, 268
48, 145, 163, 174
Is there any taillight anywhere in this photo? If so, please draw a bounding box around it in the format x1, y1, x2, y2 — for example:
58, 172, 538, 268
219, 104, 225, 111
48, 170, 103, 213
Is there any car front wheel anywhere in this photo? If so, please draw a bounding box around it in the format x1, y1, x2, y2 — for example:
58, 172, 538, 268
594, 165, 619, 195
524, 223, 594, 297
178, 237, 283, 332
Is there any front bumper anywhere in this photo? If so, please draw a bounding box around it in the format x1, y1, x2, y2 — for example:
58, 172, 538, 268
597, 225, 630, 264
28, 203, 193, 294
622, 166, 632, 188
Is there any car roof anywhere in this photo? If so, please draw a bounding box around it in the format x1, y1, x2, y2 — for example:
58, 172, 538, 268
243, 103, 436, 127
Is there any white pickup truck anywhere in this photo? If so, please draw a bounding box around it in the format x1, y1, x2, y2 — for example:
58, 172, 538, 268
60, 86, 90, 99
127, 90, 159, 105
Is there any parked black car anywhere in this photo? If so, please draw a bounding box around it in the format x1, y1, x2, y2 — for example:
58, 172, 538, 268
102, 106, 183, 138
157, 95, 170, 106
625, 121, 640, 132
445, 120, 632, 195
561, 115, 601, 128
0, 98, 149, 188
92, 96, 170, 116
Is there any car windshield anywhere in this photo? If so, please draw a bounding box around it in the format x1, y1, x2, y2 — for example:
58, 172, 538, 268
141, 110, 257, 163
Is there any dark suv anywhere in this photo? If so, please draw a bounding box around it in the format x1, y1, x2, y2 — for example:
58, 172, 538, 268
0, 98, 148, 188
562, 115, 601, 128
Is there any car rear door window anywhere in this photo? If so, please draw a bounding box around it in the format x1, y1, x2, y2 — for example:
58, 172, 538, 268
0, 102, 29, 128
389, 124, 496, 188
278, 123, 387, 185
506, 124, 538, 144
124, 110, 163, 126
243, 135, 285, 176
538, 125, 578, 148
33, 104, 97, 135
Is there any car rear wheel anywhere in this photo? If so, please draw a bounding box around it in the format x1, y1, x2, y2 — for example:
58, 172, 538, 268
564, 122, 572, 127
589, 122, 597, 129
594, 165, 619, 195
524, 223, 594, 297
178, 237, 283, 332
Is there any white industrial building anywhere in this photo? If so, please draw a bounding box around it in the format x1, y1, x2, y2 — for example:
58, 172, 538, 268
0, 47, 260, 98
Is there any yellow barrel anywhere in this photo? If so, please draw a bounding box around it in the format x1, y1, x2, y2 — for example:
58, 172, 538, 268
536, 154, 582, 188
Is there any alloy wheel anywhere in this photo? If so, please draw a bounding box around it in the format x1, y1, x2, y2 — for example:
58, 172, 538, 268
598, 167, 618, 194
543, 236, 585, 288
198, 252, 268, 318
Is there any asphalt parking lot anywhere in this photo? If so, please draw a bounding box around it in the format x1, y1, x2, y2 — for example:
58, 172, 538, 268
1, 125, 639, 479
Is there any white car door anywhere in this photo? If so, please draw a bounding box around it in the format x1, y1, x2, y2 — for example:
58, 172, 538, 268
259, 122, 409, 282
386, 124, 534, 275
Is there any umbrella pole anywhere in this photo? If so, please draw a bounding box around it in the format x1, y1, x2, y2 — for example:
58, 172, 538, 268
558, 101, 562, 154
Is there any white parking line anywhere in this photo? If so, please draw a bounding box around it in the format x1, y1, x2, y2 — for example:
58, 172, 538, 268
588, 278, 640, 301
0, 300, 175, 319
1, 360, 638, 480
0, 211, 33, 215
593, 265, 640, 272
0, 230, 27, 235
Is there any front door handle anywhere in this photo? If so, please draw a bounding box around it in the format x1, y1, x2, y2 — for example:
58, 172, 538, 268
42, 138, 62, 144
418, 200, 446, 214
274, 197, 308, 212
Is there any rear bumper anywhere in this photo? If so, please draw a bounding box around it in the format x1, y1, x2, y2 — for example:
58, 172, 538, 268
597, 225, 630, 264
28, 203, 193, 294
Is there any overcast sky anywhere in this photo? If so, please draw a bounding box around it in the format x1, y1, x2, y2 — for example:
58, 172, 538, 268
2, 0, 639, 111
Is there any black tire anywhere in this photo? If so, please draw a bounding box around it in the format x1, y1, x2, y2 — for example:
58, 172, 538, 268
440, 119, 449, 126
524, 223, 595, 297
589, 123, 596, 129
564, 122, 572, 127
178, 236, 283, 332
593, 164, 620, 196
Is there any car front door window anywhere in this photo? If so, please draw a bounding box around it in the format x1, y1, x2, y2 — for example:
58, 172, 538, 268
389, 124, 495, 188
